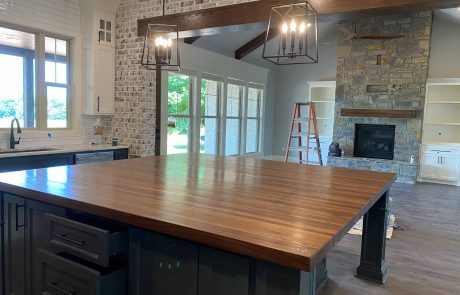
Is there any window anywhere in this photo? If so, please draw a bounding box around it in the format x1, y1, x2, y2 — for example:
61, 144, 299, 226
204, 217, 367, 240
200, 79, 221, 154
46, 37, 69, 128
245, 88, 262, 154
225, 84, 242, 156
0, 26, 70, 129
165, 75, 264, 156
167, 73, 192, 154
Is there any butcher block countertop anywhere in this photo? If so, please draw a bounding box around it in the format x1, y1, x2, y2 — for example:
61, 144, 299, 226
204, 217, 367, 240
0, 154, 396, 271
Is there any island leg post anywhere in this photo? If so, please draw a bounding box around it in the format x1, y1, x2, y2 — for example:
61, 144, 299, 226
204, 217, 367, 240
356, 190, 390, 284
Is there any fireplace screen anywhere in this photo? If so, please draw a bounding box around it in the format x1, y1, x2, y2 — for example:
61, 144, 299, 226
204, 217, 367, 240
353, 124, 396, 160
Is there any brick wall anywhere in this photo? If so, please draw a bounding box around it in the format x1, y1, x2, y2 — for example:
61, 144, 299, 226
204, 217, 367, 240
103, 0, 258, 157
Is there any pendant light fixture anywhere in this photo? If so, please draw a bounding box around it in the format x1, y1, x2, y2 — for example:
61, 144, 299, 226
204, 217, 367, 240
141, 0, 180, 71
262, 1, 318, 65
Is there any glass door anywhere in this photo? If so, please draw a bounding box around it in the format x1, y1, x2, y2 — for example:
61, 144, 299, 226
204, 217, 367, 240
167, 73, 192, 154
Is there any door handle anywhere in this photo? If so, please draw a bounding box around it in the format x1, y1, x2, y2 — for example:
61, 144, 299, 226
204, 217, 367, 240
47, 282, 77, 295
15, 203, 25, 231
54, 233, 86, 246
97, 96, 100, 112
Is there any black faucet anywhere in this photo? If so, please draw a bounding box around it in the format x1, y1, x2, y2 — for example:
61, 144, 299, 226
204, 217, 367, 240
10, 118, 22, 149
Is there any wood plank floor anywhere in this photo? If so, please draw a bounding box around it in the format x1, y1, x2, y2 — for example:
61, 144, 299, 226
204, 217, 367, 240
319, 182, 460, 295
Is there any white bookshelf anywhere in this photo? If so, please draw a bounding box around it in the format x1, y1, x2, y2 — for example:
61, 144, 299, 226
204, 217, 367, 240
423, 79, 460, 144
308, 81, 336, 138
419, 79, 460, 186
307, 81, 336, 164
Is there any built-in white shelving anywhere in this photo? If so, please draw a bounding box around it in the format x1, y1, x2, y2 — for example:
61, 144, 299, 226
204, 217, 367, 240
423, 79, 460, 144
307, 81, 336, 164
419, 79, 460, 186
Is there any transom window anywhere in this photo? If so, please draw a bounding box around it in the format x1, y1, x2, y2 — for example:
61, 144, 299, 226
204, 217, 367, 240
0, 26, 71, 129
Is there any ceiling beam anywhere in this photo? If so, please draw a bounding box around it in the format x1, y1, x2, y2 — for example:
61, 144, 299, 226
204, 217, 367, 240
138, 0, 460, 38
184, 36, 201, 44
235, 30, 277, 60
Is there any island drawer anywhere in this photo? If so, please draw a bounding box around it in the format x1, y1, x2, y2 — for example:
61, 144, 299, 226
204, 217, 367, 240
45, 213, 128, 267
35, 249, 127, 295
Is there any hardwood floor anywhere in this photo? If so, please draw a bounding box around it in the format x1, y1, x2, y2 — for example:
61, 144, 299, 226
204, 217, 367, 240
320, 182, 460, 295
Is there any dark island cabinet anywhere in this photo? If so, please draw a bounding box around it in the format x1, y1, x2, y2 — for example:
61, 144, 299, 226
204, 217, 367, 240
198, 247, 250, 295
129, 229, 199, 295
3, 194, 26, 295
2, 193, 64, 295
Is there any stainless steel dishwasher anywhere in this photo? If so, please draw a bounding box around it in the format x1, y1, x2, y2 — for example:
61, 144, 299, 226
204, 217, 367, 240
75, 151, 114, 164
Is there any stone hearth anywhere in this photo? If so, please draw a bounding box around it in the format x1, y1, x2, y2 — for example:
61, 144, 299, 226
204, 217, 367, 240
329, 12, 433, 183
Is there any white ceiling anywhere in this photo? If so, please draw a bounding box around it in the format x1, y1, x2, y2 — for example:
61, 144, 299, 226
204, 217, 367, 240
187, 21, 339, 69
435, 8, 460, 24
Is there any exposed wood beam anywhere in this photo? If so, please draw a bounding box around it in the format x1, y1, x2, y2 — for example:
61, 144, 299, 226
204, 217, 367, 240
235, 30, 277, 60
184, 36, 201, 44
138, 0, 460, 38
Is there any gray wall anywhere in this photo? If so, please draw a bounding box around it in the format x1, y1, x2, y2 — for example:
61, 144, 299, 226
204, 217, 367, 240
270, 34, 338, 156
429, 15, 460, 78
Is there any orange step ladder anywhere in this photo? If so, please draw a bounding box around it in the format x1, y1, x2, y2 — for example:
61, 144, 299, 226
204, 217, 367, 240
284, 102, 323, 165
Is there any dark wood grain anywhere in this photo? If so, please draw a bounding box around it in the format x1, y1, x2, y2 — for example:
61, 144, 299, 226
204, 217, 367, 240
341, 109, 416, 118
235, 30, 277, 60
0, 154, 396, 271
137, 0, 460, 37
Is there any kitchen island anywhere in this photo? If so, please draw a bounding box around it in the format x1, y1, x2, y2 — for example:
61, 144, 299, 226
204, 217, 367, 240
0, 154, 396, 295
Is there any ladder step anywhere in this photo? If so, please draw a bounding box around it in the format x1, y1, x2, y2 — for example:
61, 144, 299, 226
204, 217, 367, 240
288, 147, 316, 151
291, 133, 319, 139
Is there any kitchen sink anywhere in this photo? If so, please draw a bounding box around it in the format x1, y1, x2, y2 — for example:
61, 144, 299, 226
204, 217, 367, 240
0, 148, 59, 154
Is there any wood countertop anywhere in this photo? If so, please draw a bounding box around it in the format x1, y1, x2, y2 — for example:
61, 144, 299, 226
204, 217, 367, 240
0, 154, 396, 271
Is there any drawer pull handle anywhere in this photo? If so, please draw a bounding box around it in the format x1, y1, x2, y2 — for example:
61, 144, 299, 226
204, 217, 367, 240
55, 234, 86, 246
47, 282, 76, 295
15, 203, 25, 231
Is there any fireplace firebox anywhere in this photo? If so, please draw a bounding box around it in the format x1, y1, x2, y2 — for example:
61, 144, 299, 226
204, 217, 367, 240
353, 124, 396, 160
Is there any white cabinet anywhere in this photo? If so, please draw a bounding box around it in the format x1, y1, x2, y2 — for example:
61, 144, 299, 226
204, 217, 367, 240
438, 155, 460, 181
80, 0, 119, 115
420, 153, 439, 179
419, 145, 460, 184
94, 46, 115, 114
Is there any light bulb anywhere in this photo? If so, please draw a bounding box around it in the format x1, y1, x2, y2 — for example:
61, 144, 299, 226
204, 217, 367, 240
155, 36, 165, 46
307, 23, 311, 28
281, 22, 288, 33
290, 19, 297, 32
167, 38, 172, 47
299, 22, 306, 33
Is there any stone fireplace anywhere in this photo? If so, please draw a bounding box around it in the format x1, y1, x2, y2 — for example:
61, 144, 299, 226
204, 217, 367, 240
328, 12, 433, 183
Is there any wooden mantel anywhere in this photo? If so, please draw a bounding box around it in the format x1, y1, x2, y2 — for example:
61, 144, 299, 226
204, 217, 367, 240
137, 0, 460, 37
341, 109, 416, 118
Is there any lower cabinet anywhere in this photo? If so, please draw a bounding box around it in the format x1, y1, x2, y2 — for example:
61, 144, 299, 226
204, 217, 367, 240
1, 193, 128, 295
3, 194, 26, 295
35, 250, 127, 295
198, 247, 250, 295
129, 229, 199, 295
419, 147, 460, 183
25, 200, 66, 295
0, 153, 75, 173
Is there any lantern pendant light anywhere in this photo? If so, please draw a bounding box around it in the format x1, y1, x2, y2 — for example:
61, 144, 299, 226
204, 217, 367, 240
141, 0, 180, 71
262, 1, 318, 65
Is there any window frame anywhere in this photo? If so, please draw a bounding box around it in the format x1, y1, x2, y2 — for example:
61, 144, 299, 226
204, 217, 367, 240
244, 86, 263, 155
0, 25, 73, 131
166, 72, 194, 154
162, 72, 265, 156
199, 77, 223, 155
